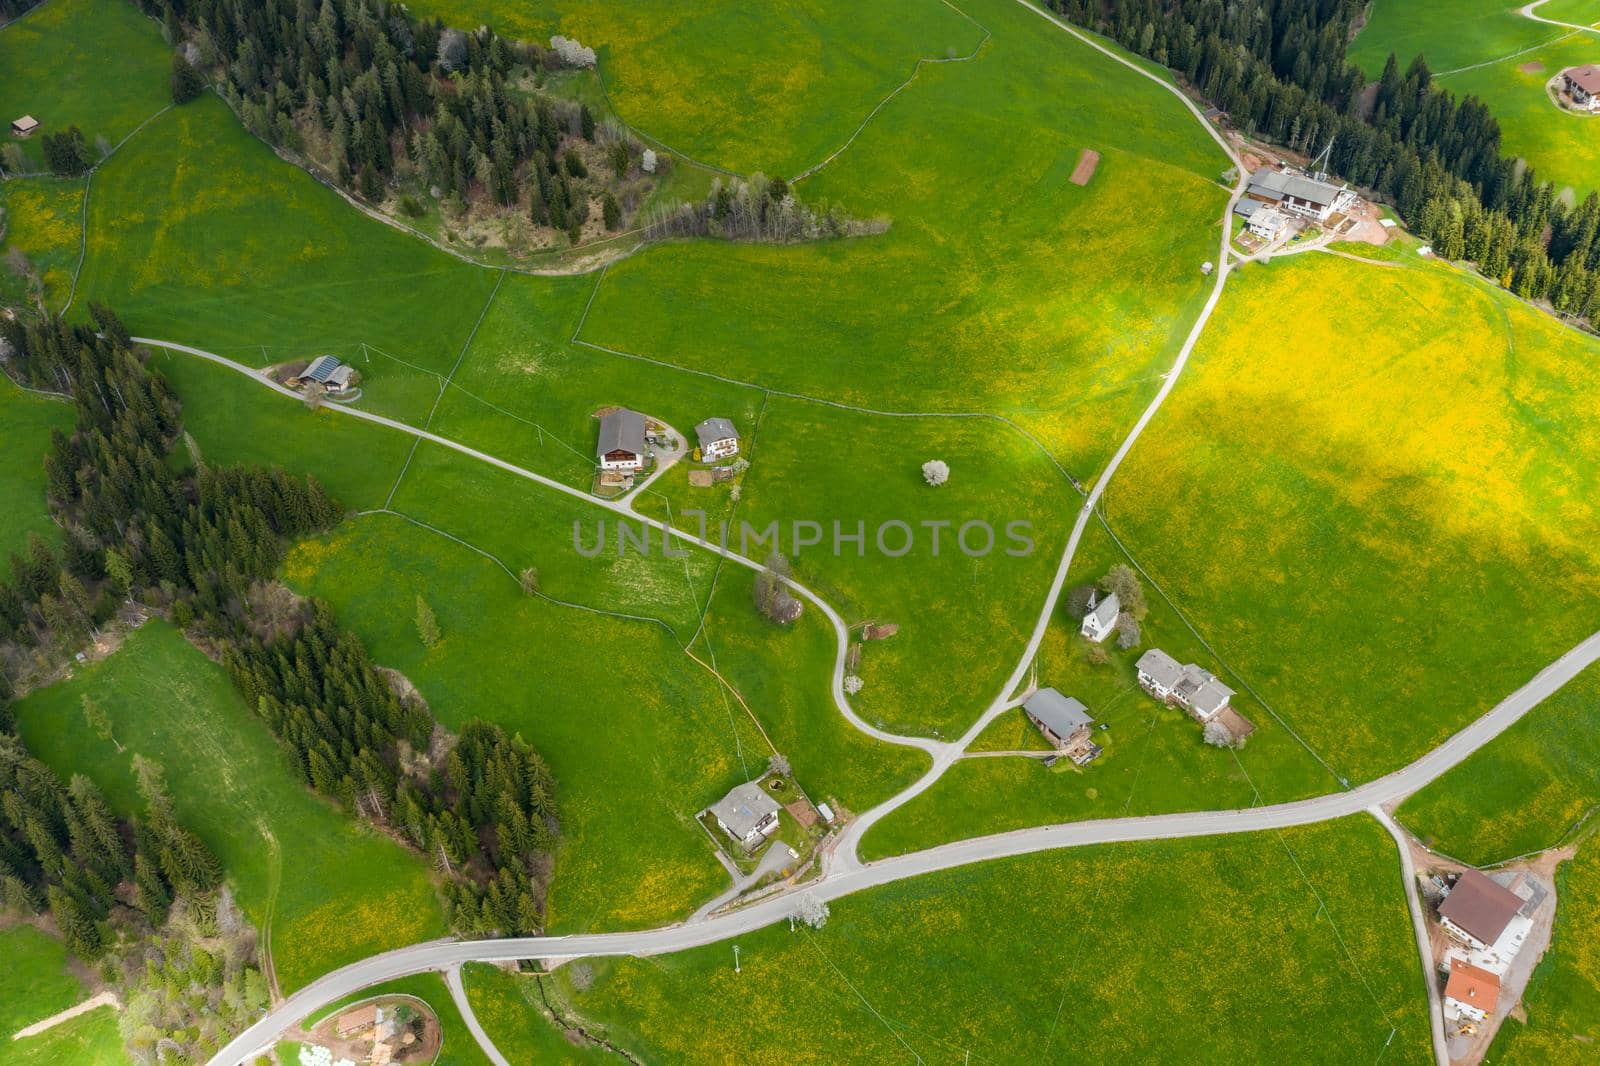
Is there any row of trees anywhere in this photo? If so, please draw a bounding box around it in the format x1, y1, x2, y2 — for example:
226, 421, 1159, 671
1051, 0, 1600, 327
1, 309, 560, 938
643, 174, 881, 244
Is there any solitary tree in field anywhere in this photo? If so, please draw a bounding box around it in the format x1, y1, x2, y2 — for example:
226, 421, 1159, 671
520, 567, 540, 596
171, 54, 204, 105
794, 891, 829, 929
642, 148, 658, 174
754, 551, 802, 624
843, 674, 864, 695
922, 459, 949, 486
415, 595, 441, 648
1203, 719, 1242, 749
767, 753, 791, 777
82, 695, 124, 753
1114, 612, 1141, 651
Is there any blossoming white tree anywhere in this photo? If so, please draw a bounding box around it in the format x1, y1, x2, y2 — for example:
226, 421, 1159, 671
922, 459, 949, 486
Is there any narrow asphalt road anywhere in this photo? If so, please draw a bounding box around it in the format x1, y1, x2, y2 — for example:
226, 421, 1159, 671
209, 625, 1600, 1064
444, 965, 510, 1066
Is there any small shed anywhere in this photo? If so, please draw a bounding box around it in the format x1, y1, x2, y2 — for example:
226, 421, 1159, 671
10, 116, 39, 138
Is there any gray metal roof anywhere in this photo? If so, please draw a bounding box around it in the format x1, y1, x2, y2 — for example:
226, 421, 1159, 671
1136, 648, 1184, 690
1232, 197, 1261, 218
695, 417, 738, 448
1247, 167, 1346, 208
303, 355, 343, 383
597, 409, 646, 458
1024, 687, 1093, 737
1085, 591, 1120, 629
710, 781, 781, 839
1188, 678, 1235, 718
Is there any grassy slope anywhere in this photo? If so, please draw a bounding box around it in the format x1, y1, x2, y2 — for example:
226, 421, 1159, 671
401, 0, 986, 177
460, 964, 615, 1064
302, 974, 491, 1066
859, 522, 1333, 859
1349, 0, 1558, 75
541, 818, 1431, 1064
1400, 661, 1600, 864
0, 176, 85, 309
0, 380, 72, 556
0, 0, 170, 171
12, 622, 447, 992
75, 95, 500, 424
1102, 252, 1600, 786
0, 927, 86, 1038
0, 1006, 126, 1066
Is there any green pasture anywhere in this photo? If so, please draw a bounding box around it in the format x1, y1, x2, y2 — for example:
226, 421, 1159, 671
0, 379, 72, 556
0, 176, 84, 309
284, 508, 770, 931
0, 1005, 126, 1066
1350, 0, 1561, 76
546, 818, 1431, 1063
1400, 661, 1600, 864
403, 0, 986, 177
12, 622, 448, 993
0, 0, 170, 173
460, 964, 614, 1064
859, 522, 1334, 860
0, 927, 86, 1039
1103, 252, 1600, 787
576, 0, 1228, 478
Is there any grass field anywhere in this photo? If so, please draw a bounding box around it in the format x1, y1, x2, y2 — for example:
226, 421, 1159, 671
1349, 0, 1560, 76
1101, 252, 1600, 786
0, 1004, 126, 1066
460, 964, 615, 1064
402, 0, 987, 177
1483, 843, 1600, 1061
858, 522, 1334, 859
0, 176, 84, 309
0, 926, 87, 1039
0, 0, 171, 173
0, 380, 72, 557
75, 95, 500, 424
12, 621, 447, 992
1399, 662, 1600, 864
577, 0, 1229, 478
284, 509, 771, 931
302, 974, 491, 1066
540, 818, 1431, 1063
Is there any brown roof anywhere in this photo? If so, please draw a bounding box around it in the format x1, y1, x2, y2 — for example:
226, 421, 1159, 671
1568, 64, 1600, 94
1444, 959, 1501, 1013
1439, 870, 1524, 945
336, 1004, 378, 1033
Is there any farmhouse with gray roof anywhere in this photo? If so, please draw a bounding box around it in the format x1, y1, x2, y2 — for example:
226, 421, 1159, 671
1236, 166, 1353, 223
596, 409, 647, 471
1023, 688, 1101, 764
709, 780, 781, 850
1138, 649, 1235, 721
694, 417, 740, 460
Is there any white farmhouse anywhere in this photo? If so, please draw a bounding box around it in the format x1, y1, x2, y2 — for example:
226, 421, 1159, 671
695, 417, 740, 461
1438, 870, 1525, 953
1079, 590, 1120, 643
596, 409, 646, 471
708, 780, 780, 851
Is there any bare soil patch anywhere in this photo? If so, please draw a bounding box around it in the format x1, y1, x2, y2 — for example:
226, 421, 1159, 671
1069, 149, 1100, 186
1521, 61, 1546, 74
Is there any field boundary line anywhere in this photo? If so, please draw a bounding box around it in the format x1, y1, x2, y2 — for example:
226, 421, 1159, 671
800, 931, 925, 1063
1434, 29, 1575, 77
1092, 509, 1350, 789
63, 102, 173, 314
791, 0, 992, 184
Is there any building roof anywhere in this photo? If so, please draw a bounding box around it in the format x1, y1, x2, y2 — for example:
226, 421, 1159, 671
1444, 959, 1501, 1013
1232, 197, 1261, 218
1188, 678, 1235, 718
1249, 206, 1288, 230
1084, 590, 1120, 630
1024, 687, 1093, 737
695, 417, 738, 448
597, 408, 646, 458
1136, 648, 1184, 690
1247, 167, 1346, 208
710, 781, 780, 839
1441, 870, 1526, 945
11, 115, 39, 133
302, 354, 344, 384
326, 364, 356, 389
1568, 64, 1600, 94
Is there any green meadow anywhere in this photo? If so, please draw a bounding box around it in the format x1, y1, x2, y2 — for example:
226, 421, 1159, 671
403, 0, 987, 177
0, 380, 72, 556
1103, 252, 1600, 786
0, 926, 87, 1039
461, 964, 615, 1065
0, 1006, 126, 1066
0, 0, 171, 172
1400, 662, 1600, 864
859, 522, 1334, 860
529, 818, 1431, 1064
1349, 0, 1561, 76
577, 0, 1229, 477
12, 622, 447, 993
0, 176, 84, 309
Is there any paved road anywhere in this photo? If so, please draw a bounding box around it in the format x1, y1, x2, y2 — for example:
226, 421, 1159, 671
209, 625, 1600, 1064
443, 965, 510, 1066
1520, 0, 1600, 34
1372, 807, 1450, 1066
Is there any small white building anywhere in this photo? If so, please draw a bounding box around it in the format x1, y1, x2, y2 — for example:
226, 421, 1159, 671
10, 115, 39, 138
694, 417, 740, 461
1246, 205, 1290, 242
1079, 589, 1120, 643
596, 409, 647, 471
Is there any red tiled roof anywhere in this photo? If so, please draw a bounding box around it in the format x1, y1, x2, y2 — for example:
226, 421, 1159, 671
1444, 960, 1501, 1013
